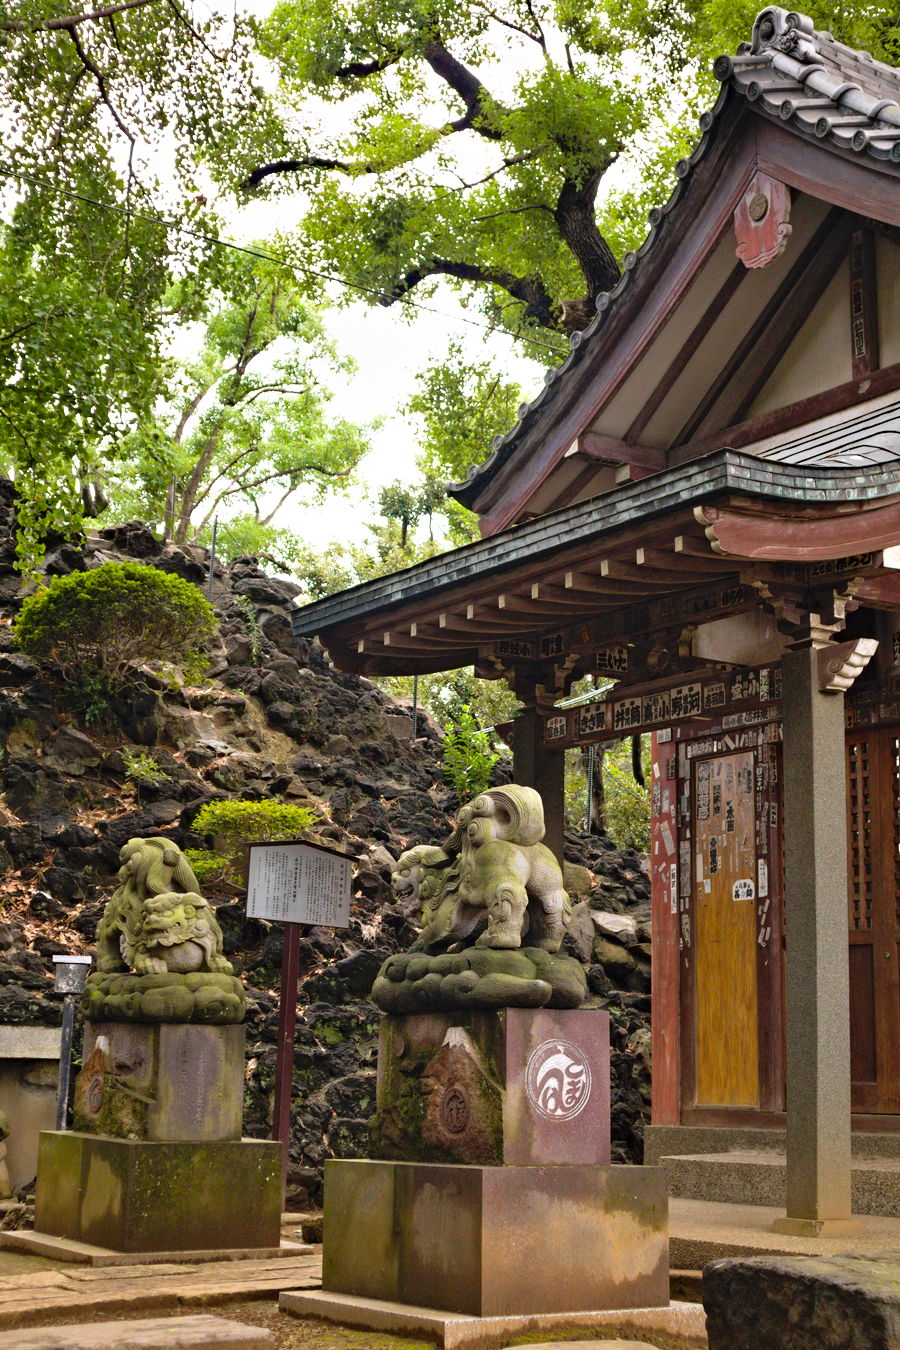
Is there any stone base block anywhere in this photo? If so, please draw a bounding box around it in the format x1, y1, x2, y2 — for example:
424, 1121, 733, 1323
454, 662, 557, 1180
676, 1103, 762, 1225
371, 1007, 610, 1166
280, 1290, 707, 1350
35, 1131, 281, 1252
322, 1158, 668, 1317
74, 1022, 245, 1142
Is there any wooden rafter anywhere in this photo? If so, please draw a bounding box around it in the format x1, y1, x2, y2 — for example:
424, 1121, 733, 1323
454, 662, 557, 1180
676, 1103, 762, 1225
625, 260, 748, 443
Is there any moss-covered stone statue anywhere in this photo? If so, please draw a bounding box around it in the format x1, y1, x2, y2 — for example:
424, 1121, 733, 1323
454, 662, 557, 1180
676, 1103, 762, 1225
82, 837, 244, 1023
373, 786, 586, 1012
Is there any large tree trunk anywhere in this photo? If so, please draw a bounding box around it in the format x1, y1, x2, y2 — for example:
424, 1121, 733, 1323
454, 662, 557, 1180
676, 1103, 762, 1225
555, 173, 620, 329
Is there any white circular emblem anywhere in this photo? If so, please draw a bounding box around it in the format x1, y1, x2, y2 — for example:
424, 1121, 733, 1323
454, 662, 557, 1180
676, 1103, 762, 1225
524, 1039, 592, 1121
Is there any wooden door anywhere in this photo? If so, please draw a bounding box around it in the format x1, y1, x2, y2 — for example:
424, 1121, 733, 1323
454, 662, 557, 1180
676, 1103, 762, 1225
846, 730, 900, 1114
693, 750, 760, 1107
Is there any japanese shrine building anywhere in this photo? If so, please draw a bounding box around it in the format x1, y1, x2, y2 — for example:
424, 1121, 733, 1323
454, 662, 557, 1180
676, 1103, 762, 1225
293, 5, 900, 1234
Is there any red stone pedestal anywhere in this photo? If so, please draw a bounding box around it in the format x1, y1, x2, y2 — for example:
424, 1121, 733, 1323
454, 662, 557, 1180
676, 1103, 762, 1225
371, 1007, 611, 1166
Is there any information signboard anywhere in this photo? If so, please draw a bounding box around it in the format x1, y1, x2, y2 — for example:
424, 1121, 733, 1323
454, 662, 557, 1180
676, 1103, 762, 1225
247, 840, 352, 927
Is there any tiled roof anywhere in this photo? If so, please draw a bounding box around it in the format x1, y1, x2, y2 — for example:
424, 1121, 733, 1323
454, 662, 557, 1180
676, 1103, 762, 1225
293, 450, 900, 635
756, 395, 900, 467
724, 7, 900, 162
450, 6, 900, 511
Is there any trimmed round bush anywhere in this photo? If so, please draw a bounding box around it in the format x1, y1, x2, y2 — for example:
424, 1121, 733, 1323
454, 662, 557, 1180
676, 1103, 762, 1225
14, 561, 218, 688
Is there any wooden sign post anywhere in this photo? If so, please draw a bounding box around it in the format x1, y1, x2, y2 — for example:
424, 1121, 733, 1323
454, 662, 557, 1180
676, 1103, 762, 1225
246, 839, 352, 1201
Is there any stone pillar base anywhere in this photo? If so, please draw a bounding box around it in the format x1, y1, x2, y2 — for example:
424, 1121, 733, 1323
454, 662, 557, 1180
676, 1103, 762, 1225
322, 1157, 669, 1317
74, 1022, 245, 1142
35, 1131, 281, 1252
770, 1215, 869, 1237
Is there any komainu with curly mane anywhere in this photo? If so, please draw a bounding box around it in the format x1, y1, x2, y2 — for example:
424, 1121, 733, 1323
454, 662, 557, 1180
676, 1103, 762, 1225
85, 837, 243, 1024
96, 837, 232, 976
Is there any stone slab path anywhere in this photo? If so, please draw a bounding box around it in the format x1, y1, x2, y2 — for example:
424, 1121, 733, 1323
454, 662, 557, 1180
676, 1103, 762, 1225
0, 1253, 321, 1331
0, 1313, 274, 1349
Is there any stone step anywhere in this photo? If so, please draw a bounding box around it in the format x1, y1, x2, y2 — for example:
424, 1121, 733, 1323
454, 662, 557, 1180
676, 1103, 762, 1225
0, 1314, 273, 1349
669, 1195, 900, 1269
661, 1151, 900, 1217
645, 1124, 900, 1163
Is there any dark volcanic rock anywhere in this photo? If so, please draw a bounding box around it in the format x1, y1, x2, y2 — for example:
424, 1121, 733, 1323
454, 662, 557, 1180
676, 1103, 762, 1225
703, 1253, 900, 1350
0, 495, 654, 1201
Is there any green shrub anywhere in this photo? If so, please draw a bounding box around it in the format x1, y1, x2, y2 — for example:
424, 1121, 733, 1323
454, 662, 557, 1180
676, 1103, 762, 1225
183, 847, 228, 886
14, 562, 218, 695
442, 704, 499, 802
191, 799, 319, 876
122, 749, 170, 790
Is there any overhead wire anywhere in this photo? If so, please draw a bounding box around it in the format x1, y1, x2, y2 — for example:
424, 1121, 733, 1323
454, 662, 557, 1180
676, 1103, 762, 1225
0, 161, 568, 359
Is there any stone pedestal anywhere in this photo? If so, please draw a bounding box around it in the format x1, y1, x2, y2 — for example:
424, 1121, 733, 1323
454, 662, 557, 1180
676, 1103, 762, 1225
74, 1022, 245, 1142
318, 1007, 669, 1324
34, 1018, 282, 1255
323, 1157, 668, 1316
371, 1007, 610, 1166
35, 1131, 281, 1252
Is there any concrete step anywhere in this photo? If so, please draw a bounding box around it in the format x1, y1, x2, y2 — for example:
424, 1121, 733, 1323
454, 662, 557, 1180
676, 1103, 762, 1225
660, 1149, 900, 1216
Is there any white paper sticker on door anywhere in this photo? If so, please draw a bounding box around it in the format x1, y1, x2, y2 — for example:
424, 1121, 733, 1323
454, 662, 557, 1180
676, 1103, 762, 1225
757, 858, 769, 899
732, 878, 756, 901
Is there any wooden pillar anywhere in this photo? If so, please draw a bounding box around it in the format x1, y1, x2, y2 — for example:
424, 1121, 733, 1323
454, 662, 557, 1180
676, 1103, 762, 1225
650, 733, 680, 1125
772, 645, 863, 1235
513, 705, 565, 866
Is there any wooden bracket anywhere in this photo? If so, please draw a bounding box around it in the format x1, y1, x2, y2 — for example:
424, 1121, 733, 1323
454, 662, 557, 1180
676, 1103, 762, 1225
734, 172, 792, 269
818, 638, 879, 693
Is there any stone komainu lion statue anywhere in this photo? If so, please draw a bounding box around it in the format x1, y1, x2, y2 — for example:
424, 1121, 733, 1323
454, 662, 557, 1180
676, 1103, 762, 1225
391, 786, 570, 954
96, 837, 233, 977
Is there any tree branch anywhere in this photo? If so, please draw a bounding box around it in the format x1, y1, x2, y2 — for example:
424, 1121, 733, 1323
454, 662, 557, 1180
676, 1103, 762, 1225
0, 0, 158, 32
422, 37, 503, 140
472, 203, 553, 223
67, 25, 135, 146
335, 51, 401, 78
384, 257, 558, 328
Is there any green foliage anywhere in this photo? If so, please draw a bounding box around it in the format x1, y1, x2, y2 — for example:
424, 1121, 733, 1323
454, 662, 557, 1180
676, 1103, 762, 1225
122, 750, 170, 790
0, 0, 259, 565
442, 704, 500, 801
603, 752, 651, 852
183, 848, 228, 887
191, 799, 319, 875
377, 667, 519, 738
405, 342, 524, 544
377, 478, 447, 547
245, 0, 706, 340
234, 595, 263, 666
565, 735, 651, 851
13, 562, 218, 694
103, 255, 370, 546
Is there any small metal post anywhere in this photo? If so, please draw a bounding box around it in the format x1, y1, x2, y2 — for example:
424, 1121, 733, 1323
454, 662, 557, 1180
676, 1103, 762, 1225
206, 516, 219, 602
273, 922, 302, 1206
411, 674, 419, 740
52, 955, 92, 1131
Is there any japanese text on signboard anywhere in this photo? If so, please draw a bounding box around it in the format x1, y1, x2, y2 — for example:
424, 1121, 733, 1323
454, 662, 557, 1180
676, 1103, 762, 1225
247, 842, 352, 927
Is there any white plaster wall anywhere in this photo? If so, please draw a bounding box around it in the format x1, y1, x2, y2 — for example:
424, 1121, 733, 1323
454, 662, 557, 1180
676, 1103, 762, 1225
876, 232, 900, 369
748, 257, 851, 416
